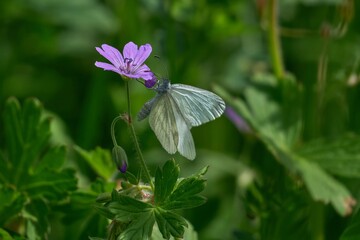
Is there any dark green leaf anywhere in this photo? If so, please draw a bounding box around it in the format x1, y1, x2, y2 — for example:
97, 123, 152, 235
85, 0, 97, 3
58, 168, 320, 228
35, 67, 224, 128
151, 221, 198, 240
118, 211, 155, 240
93, 204, 115, 220
96, 192, 112, 203
0, 186, 26, 226
34, 146, 66, 173
108, 194, 153, 222
154, 208, 188, 239
164, 167, 207, 210
154, 160, 179, 205
124, 171, 139, 185
22, 169, 77, 200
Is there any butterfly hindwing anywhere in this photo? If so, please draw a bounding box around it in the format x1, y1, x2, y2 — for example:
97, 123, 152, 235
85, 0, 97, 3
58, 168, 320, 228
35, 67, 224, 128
169, 94, 196, 160
149, 93, 178, 155
170, 84, 226, 127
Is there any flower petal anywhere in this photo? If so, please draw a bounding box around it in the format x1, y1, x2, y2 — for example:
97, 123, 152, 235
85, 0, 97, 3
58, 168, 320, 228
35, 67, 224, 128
133, 43, 152, 66
95, 47, 119, 68
133, 64, 153, 79
95, 61, 121, 74
101, 44, 124, 68
123, 42, 138, 60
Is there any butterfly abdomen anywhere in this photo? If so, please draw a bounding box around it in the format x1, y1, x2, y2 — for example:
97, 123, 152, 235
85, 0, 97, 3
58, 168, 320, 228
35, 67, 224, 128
138, 97, 157, 121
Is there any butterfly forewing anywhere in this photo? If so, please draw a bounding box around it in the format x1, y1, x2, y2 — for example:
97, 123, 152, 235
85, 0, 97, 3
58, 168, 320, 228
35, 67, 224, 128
149, 94, 178, 155
170, 84, 226, 127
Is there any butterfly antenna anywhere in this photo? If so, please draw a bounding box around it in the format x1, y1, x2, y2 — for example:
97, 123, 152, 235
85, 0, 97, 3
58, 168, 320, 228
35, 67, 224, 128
154, 55, 169, 82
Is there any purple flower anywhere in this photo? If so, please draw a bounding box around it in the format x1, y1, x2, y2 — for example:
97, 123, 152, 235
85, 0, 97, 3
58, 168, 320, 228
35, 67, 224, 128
95, 42, 156, 87
225, 107, 252, 134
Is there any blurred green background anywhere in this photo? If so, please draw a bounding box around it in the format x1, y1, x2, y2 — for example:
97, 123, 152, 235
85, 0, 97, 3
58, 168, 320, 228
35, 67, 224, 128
1, 0, 360, 239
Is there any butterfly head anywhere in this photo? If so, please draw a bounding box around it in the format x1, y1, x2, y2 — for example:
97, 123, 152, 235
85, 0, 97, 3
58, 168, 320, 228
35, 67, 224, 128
155, 79, 171, 94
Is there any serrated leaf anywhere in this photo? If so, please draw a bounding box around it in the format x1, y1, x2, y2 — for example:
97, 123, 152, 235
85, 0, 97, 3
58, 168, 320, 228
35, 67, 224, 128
118, 211, 155, 240
154, 208, 188, 239
74, 146, 114, 180
154, 160, 179, 205
151, 221, 198, 240
297, 135, 360, 178
108, 194, 153, 222
164, 168, 207, 210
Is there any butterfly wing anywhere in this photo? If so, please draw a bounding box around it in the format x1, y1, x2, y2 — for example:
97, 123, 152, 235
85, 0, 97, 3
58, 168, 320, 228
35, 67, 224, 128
170, 84, 226, 127
149, 92, 196, 160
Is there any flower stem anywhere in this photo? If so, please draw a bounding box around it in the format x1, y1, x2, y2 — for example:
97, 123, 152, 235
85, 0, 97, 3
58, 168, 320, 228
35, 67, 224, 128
268, 0, 284, 79
125, 81, 154, 190
111, 116, 122, 147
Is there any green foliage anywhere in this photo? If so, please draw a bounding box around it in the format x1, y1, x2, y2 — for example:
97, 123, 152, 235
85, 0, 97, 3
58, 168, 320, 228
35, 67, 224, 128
74, 145, 115, 180
215, 73, 356, 216
95, 160, 207, 239
0, 98, 77, 239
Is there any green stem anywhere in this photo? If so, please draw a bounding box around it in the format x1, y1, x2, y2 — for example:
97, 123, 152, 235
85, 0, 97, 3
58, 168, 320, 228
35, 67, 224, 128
125, 81, 154, 190
111, 116, 122, 147
268, 0, 284, 79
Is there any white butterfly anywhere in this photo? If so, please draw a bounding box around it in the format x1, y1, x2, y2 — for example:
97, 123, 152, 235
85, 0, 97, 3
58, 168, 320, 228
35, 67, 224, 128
138, 79, 226, 160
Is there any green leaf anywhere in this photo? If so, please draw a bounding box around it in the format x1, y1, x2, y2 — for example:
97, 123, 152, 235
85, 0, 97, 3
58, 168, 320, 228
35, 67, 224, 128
0, 186, 26, 226
108, 194, 154, 222
164, 167, 207, 210
1, 98, 78, 238
154, 208, 188, 239
74, 146, 114, 180
151, 221, 198, 240
297, 135, 360, 178
118, 211, 155, 240
154, 160, 179, 205
124, 171, 139, 185
0, 228, 14, 240
22, 168, 77, 200
34, 146, 66, 173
